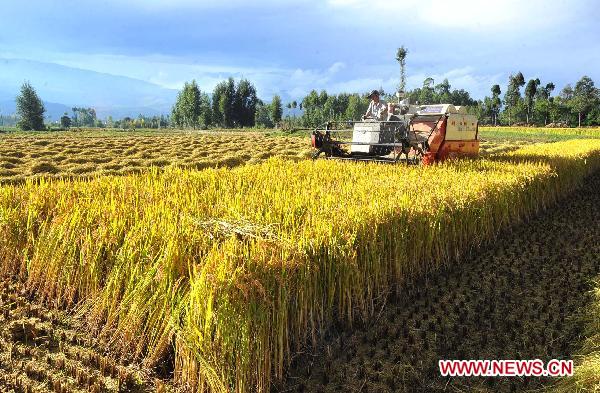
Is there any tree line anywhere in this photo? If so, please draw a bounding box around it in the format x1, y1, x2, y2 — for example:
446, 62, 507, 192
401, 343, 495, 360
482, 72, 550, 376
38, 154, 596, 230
282, 78, 479, 128
170, 78, 282, 129
8, 73, 600, 132
475, 73, 599, 127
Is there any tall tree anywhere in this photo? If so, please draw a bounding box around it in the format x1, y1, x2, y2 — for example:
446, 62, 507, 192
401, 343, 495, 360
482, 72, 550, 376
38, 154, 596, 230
503, 72, 526, 125
491, 84, 502, 126
171, 80, 205, 129
198, 92, 212, 128
560, 84, 574, 100
254, 100, 273, 128
556, 85, 575, 125
60, 113, 71, 129
572, 76, 597, 127
524, 78, 540, 124
235, 79, 258, 127
345, 94, 368, 121
71, 107, 97, 127
301, 90, 323, 126
395, 46, 408, 95
212, 81, 226, 126
16, 82, 45, 131
419, 78, 435, 104
270, 95, 283, 126
434, 79, 451, 103
221, 78, 237, 127
535, 82, 555, 125
450, 89, 475, 106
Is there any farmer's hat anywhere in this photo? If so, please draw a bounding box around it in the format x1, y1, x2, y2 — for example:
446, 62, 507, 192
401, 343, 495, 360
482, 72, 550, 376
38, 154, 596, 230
368, 90, 380, 99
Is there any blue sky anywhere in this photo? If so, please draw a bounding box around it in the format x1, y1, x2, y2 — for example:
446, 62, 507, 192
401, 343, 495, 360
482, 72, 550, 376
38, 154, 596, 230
1, 0, 600, 112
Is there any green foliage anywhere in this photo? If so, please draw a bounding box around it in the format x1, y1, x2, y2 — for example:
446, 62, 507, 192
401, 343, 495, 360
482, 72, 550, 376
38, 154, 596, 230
450, 89, 476, 106
396, 46, 408, 93
490, 84, 502, 126
435, 79, 451, 103
254, 95, 284, 128
60, 113, 72, 129
16, 82, 45, 131
344, 94, 369, 121
477, 74, 600, 127
503, 72, 526, 125
171, 80, 210, 129
407, 79, 475, 106
418, 78, 435, 104
301, 90, 325, 126
71, 107, 97, 127
573, 76, 598, 127
254, 101, 273, 128
524, 78, 540, 124
233, 79, 258, 127
270, 95, 282, 125
211, 78, 258, 128
221, 78, 237, 127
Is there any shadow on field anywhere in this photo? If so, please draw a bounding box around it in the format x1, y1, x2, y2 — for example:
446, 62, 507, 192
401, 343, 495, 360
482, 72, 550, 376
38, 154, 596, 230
277, 172, 600, 392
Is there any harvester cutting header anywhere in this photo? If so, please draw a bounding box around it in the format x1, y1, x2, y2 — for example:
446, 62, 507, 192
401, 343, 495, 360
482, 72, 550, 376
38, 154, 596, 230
311, 50, 480, 164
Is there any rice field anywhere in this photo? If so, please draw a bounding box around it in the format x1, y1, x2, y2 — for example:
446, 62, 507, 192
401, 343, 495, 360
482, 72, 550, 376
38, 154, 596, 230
479, 126, 600, 139
0, 130, 311, 183
1, 128, 600, 392
283, 169, 600, 391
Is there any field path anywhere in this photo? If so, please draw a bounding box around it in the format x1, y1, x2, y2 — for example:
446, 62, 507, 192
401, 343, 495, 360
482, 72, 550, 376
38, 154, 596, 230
280, 171, 600, 392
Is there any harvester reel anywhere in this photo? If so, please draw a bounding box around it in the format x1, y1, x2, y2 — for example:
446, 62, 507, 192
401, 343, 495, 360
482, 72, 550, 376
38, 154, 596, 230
311, 130, 346, 160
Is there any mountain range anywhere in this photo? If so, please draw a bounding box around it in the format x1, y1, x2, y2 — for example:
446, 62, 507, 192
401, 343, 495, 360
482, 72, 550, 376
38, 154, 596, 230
0, 58, 178, 120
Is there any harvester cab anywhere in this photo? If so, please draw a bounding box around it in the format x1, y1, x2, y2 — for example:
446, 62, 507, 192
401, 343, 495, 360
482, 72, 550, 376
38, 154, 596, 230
311, 103, 479, 165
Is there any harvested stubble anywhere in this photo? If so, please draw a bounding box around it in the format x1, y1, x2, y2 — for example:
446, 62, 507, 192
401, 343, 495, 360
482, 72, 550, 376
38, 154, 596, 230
0, 131, 312, 183
553, 277, 600, 392
1, 140, 600, 392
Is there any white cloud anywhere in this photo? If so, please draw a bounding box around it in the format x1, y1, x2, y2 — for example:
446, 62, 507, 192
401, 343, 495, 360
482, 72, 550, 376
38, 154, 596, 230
330, 77, 393, 94
406, 66, 504, 98
109, 0, 313, 10
99, 0, 578, 31
326, 0, 578, 32
20, 49, 357, 100
328, 62, 346, 74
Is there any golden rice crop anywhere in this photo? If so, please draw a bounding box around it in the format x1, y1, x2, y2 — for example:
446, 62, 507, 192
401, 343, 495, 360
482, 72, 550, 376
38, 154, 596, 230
480, 126, 600, 138
1, 139, 600, 392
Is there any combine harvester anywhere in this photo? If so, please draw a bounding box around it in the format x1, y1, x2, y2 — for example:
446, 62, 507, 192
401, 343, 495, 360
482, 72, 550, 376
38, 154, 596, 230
311, 102, 479, 164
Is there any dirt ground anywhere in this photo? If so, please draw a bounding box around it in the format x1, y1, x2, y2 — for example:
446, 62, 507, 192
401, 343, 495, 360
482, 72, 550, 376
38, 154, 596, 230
0, 279, 163, 393
278, 172, 600, 392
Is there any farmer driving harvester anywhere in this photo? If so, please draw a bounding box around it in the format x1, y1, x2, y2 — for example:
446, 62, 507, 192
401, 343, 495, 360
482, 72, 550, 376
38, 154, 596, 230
362, 90, 387, 121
